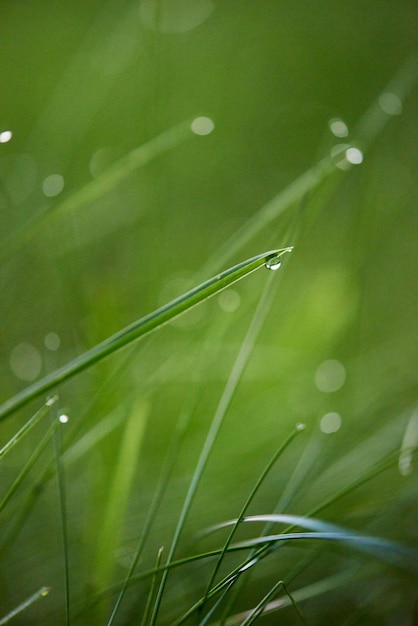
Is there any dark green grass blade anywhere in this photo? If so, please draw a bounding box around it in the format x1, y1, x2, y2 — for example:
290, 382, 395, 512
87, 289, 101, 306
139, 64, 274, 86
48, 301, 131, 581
0, 248, 291, 423
240, 579, 307, 626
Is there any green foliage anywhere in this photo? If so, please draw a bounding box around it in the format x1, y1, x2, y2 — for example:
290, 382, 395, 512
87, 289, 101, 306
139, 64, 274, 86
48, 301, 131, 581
1, 3, 417, 624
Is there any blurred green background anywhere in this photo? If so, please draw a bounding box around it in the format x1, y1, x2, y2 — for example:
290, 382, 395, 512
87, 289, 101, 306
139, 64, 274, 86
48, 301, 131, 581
1, 1, 417, 624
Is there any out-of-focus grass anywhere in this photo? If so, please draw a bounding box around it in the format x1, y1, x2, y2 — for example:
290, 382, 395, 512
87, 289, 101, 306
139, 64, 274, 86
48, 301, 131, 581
1, 2, 417, 624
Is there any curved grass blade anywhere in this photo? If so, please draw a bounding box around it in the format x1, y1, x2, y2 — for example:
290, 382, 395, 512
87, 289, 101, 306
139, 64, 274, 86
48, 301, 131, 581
203, 424, 306, 601
0, 248, 292, 423
205, 514, 418, 574
0, 119, 198, 261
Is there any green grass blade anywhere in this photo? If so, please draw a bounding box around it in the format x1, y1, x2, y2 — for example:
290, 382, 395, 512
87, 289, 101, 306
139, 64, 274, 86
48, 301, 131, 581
93, 399, 148, 594
203, 424, 306, 601
0, 248, 291, 423
0, 587, 51, 625
0, 396, 57, 459
240, 579, 307, 626
0, 419, 60, 513
141, 547, 164, 626
52, 417, 71, 626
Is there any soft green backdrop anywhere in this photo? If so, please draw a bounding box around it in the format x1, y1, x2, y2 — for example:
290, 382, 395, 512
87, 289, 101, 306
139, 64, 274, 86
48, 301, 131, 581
0, 2, 417, 624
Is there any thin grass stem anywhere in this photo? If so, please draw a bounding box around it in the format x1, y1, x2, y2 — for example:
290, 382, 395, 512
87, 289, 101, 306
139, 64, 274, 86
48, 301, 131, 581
203, 423, 306, 601
0, 396, 57, 459
52, 416, 71, 626
0, 587, 51, 625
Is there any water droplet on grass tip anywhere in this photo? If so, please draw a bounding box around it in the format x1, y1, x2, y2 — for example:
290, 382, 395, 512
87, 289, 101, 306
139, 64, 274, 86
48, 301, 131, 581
265, 257, 282, 270
59, 414, 69, 424
265, 247, 293, 271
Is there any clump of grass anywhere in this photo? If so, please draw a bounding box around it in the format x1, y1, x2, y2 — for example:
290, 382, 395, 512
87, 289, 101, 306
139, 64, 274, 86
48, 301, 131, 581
1, 48, 417, 626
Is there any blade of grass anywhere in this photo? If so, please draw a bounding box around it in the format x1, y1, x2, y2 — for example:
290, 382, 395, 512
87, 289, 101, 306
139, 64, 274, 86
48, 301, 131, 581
0, 396, 57, 459
52, 414, 71, 626
0, 248, 291, 423
141, 547, 164, 626
93, 399, 148, 595
148, 260, 292, 625
106, 409, 188, 626
0, 418, 60, 513
0, 587, 51, 625
202, 424, 306, 602
240, 579, 307, 626
213, 569, 356, 626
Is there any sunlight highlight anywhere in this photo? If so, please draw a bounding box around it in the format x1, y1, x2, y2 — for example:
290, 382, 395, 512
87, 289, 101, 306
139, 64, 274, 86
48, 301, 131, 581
345, 147, 363, 165
44, 332, 60, 351
218, 289, 241, 312
315, 359, 346, 392
379, 92, 402, 116
191, 116, 215, 135
0, 130, 13, 143
9, 343, 42, 382
320, 412, 342, 434
328, 118, 349, 138
42, 174, 64, 197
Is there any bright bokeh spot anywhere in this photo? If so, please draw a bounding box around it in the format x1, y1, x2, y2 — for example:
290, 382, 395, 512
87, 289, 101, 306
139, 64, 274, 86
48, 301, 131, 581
10, 343, 42, 381
329, 118, 349, 138
379, 92, 402, 116
191, 116, 215, 136
44, 332, 60, 351
315, 359, 346, 392
0, 130, 13, 143
59, 414, 69, 424
320, 412, 342, 434
43, 174, 64, 197
345, 147, 363, 165
218, 289, 241, 312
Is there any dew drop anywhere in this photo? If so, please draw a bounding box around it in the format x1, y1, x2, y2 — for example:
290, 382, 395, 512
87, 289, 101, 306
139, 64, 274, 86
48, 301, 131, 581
59, 414, 69, 424
265, 247, 293, 271
296, 422, 306, 431
265, 257, 282, 271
